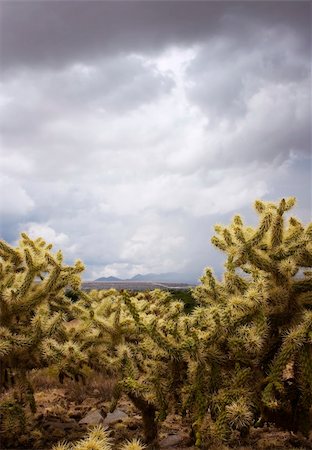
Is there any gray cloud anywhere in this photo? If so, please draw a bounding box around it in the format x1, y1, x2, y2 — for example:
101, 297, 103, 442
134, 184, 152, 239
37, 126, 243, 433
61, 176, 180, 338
0, 1, 310, 280
1, 55, 173, 148
1, 1, 310, 72
187, 29, 309, 121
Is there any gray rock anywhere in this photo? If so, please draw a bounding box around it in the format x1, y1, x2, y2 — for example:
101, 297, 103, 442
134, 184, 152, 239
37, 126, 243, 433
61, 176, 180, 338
103, 408, 128, 426
79, 409, 105, 425
160, 434, 185, 448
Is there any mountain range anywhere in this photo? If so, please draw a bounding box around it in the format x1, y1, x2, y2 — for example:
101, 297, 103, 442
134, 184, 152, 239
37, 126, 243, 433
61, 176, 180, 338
95, 272, 199, 284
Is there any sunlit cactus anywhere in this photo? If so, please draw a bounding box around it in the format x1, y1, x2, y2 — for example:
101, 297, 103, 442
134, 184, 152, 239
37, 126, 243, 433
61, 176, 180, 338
52, 425, 112, 450
120, 438, 146, 450
70, 288, 187, 447
0, 233, 85, 427
52, 425, 145, 450
1, 197, 310, 448
191, 197, 312, 441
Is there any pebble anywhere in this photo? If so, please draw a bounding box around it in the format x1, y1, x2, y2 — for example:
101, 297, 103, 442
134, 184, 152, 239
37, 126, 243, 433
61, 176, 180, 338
79, 409, 105, 425
103, 408, 128, 427
160, 433, 185, 448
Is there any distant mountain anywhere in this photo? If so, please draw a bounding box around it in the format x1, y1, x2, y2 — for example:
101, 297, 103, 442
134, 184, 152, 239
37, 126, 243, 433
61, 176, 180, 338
129, 272, 194, 283
130, 273, 161, 281
95, 276, 122, 282
95, 272, 199, 284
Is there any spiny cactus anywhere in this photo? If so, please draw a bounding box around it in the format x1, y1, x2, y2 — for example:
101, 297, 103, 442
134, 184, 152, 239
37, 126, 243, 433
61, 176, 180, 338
190, 197, 312, 441
69, 288, 187, 447
0, 233, 85, 427
52, 425, 145, 450
120, 438, 146, 450
1, 198, 310, 448
0, 396, 26, 440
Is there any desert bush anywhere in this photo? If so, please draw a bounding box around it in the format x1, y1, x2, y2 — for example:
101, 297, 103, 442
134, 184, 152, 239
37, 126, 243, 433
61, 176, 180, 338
64, 371, 116, 404
30, 367, 61, 391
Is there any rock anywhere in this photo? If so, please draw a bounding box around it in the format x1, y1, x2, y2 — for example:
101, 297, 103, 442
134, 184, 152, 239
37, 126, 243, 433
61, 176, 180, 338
79, 409, 105, 425
103, 408, 128, 427
160, 433, 185, 448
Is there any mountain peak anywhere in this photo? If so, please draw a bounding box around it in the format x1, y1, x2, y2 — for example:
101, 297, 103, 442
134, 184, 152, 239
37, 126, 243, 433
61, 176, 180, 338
95, 276, 122, 282
95, 272, 199, 284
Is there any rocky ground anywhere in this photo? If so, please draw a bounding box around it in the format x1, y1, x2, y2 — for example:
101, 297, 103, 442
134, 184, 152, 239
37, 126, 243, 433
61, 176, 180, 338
1, 372, 311, 450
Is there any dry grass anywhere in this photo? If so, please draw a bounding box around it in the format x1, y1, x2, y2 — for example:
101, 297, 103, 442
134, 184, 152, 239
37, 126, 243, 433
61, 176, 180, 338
30, 367, 60, 391
63, 372, 116, 404
30, 367, 115, 405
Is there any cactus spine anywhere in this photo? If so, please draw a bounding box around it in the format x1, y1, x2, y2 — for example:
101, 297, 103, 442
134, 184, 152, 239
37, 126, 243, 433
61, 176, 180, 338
0, 234, 85, 431
191, 197, 312, 440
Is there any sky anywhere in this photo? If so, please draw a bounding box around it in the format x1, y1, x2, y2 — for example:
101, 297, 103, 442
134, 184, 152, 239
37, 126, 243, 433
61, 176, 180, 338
0, 1, 311, 281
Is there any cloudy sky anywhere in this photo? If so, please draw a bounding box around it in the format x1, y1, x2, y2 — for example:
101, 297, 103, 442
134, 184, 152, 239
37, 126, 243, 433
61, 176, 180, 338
0, 1, 311, 281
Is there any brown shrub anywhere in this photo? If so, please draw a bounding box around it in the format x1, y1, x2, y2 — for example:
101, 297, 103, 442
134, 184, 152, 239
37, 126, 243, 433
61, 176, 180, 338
64, 372, 116, 404
30, 367, 60, 391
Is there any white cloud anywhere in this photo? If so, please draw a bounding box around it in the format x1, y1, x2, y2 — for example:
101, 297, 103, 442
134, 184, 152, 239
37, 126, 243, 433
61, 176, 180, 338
22, 223, 69, 246
0, 11, 310, 281
90, 262, 147, 280
121, 221, 186, 270
0, 153, 33, 176
0, 175, 34, 216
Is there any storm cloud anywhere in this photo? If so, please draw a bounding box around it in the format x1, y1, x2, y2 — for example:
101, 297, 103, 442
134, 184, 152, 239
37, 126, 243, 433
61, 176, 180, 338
0, 1, 310, 280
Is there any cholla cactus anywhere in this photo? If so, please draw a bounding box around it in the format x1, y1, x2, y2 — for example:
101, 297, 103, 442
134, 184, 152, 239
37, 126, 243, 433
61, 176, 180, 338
0, 233, 85, 423
69, 288, 187, 446
2, 198, 310, 447
52, 425, 112, 450
52, 425, 145, 450
120, 290, 187, 445
120, 438, 146, 450
190, 197, 312, 440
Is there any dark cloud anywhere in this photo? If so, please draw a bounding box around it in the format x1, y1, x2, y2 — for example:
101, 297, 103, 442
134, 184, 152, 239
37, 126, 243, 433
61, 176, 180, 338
1, 55, 173, 148
0, 1, 310, 280
1, 1, 310, 73
186, 27, 310, 121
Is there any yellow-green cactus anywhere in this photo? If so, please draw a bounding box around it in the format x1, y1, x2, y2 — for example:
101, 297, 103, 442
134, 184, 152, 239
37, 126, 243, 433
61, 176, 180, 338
190, 197, 312, 441
0, 233, 84, 420
2, 197, 310, 447
69, 288, 187, 446
52, 426, 145, 450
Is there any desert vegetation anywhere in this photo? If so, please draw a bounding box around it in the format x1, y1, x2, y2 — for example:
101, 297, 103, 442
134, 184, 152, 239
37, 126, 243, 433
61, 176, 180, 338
0, 198, 311, 449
